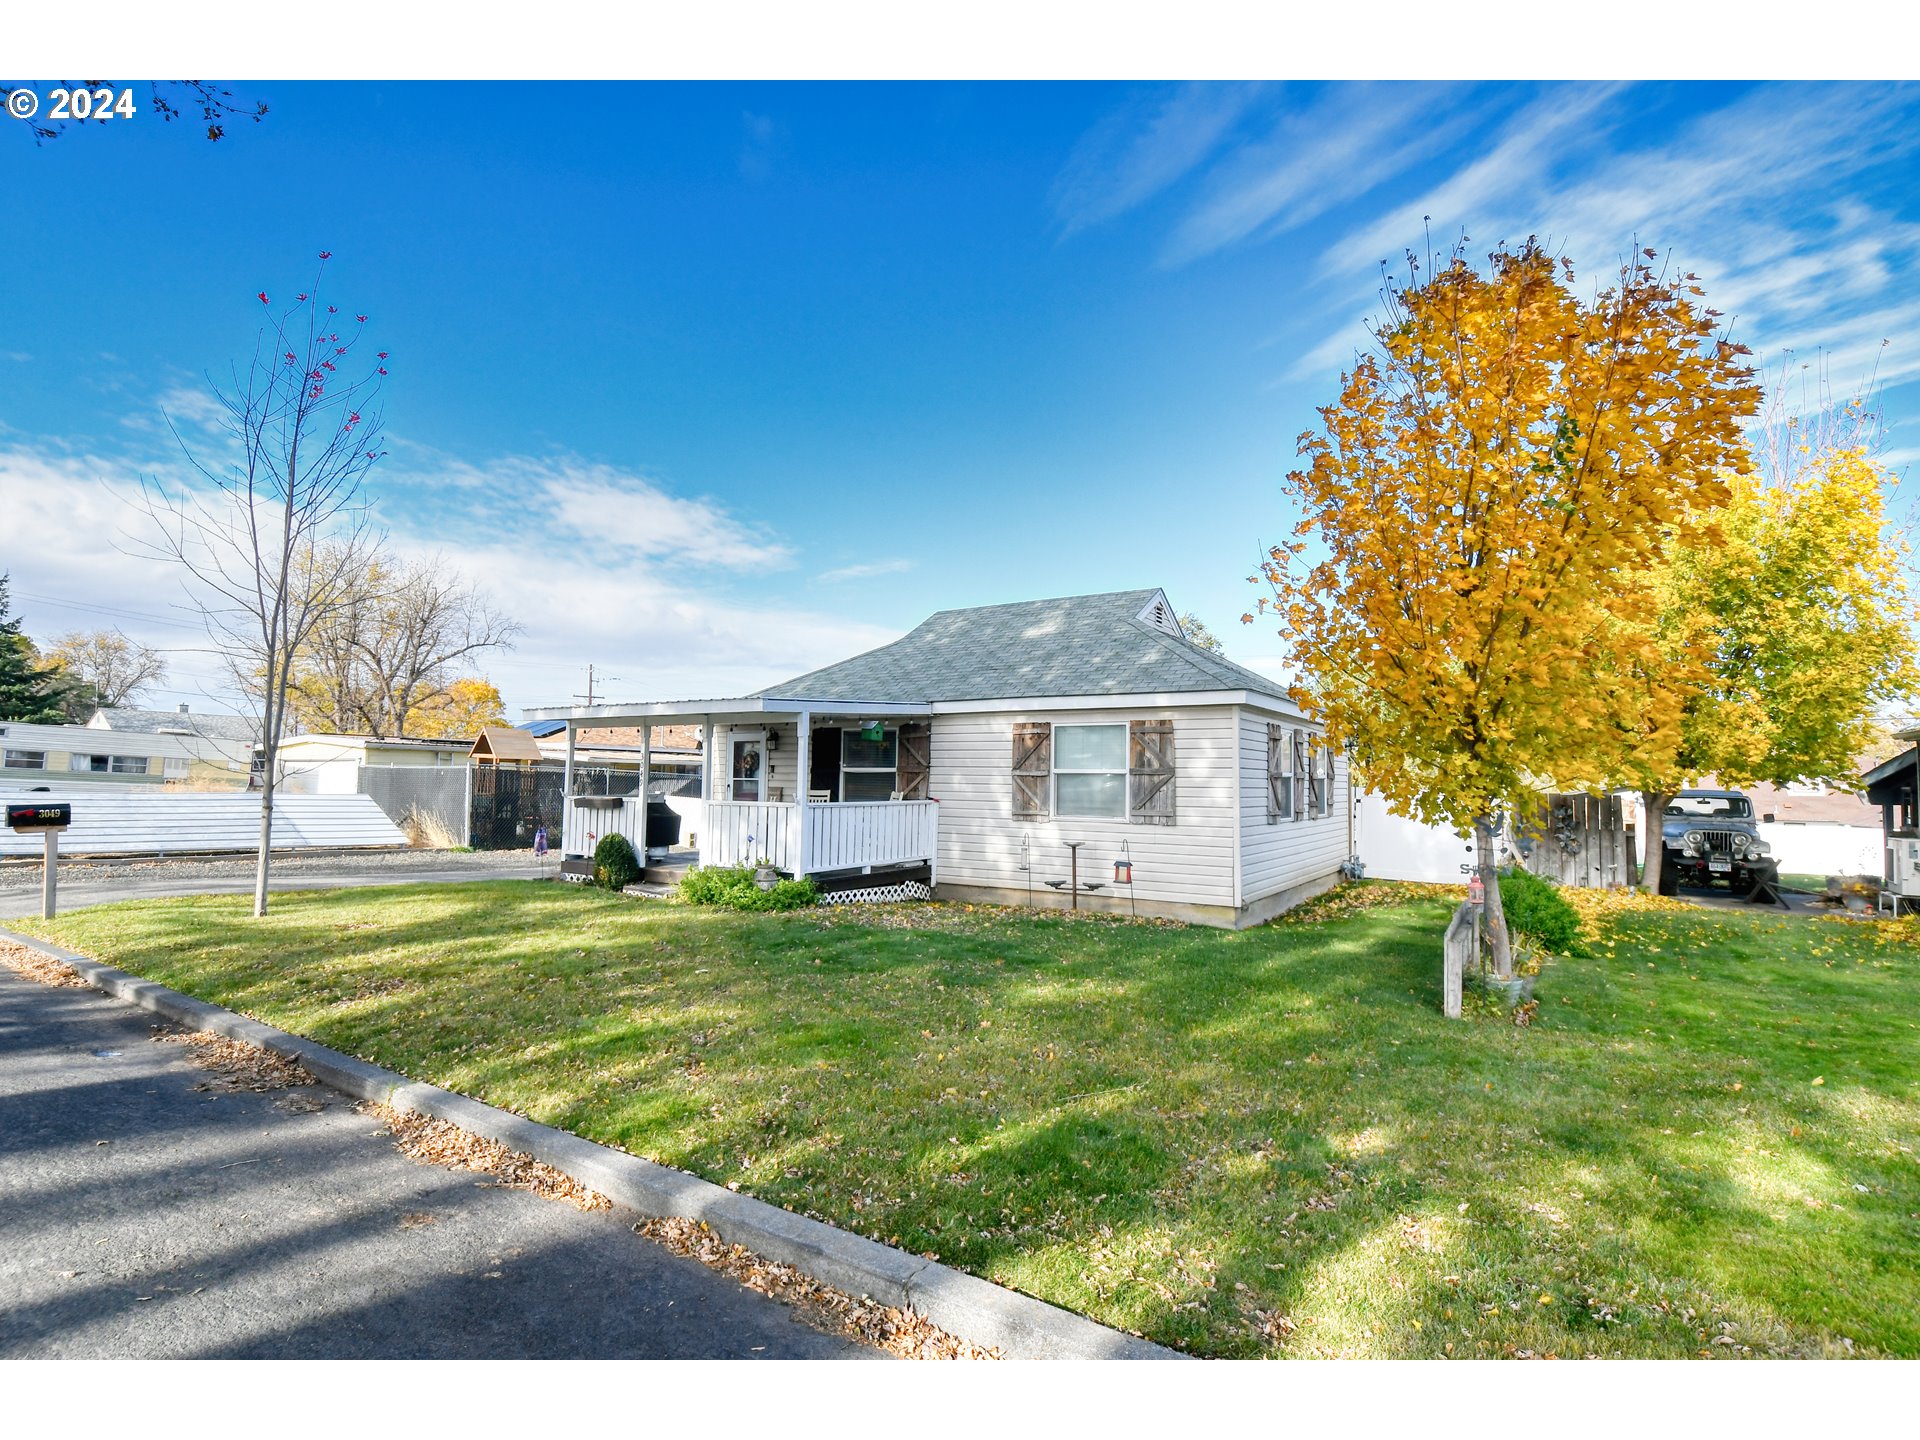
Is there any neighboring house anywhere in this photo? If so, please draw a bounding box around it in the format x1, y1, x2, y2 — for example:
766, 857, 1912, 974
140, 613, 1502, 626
527, 588, 1352, 927
277, 734, 474, 794
0, 707, 257, 790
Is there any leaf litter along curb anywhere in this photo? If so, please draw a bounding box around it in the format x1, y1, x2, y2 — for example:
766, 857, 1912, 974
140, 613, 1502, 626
153, 1029, 325, 1098
0, 928, 998, 1361
633, 1216, 1000, 1360
366, 1102, 1000, 1359
0, 937, 91, 988
364, 1101, 611, 1211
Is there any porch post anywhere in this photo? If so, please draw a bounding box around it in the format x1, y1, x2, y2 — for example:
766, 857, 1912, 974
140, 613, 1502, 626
701, 719, 715, 802
794, 710, 811, 878
638, 723, 652, 799
562, 720, 575, 798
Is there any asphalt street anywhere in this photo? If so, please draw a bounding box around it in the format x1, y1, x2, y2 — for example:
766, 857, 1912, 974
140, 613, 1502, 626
0, 967, 871, 1359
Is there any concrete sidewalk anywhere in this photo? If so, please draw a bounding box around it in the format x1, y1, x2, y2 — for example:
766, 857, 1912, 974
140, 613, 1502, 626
0, 967, 871, 1359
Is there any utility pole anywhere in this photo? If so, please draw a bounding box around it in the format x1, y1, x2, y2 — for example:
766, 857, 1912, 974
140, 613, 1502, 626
573, 664, 625, 709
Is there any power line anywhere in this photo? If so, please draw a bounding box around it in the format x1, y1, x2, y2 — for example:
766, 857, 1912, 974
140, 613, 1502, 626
14, 591, 204, 632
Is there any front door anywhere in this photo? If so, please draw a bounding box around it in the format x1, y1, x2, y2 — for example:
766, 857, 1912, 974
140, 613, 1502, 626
730, 736, 764, 802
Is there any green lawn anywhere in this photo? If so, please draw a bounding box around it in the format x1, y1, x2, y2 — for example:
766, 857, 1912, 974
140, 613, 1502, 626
13, 881, 1918, 1358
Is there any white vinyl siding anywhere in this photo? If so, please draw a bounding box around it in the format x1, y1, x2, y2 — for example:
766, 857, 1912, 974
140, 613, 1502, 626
711, 722, 804, 803
1237, 706, 1350, 903
932, 705, 1238, 908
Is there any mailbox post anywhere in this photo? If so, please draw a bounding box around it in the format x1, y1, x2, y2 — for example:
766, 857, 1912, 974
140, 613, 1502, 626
7, 803, 72, 919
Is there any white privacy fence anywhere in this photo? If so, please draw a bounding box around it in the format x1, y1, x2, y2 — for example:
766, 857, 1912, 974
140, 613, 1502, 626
0, 792, 407, 857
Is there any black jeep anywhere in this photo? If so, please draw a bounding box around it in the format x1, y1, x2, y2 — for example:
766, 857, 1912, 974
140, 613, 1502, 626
1657, 789, 1777, 894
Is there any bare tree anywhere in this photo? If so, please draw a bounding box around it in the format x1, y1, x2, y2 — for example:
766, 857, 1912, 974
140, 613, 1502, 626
135, 255, 388, 917
46, 630, 167, 710
354, 561, 520, 737
288, 553, 519, 737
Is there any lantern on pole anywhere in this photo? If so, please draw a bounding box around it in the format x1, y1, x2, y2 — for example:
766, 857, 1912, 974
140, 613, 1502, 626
1468, 872, 1485, 908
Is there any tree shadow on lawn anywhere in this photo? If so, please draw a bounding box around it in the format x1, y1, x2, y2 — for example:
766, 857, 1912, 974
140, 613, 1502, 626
36, 884, 1919, 1356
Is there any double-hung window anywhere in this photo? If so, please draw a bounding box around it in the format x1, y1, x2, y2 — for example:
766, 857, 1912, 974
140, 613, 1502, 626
1054, 723, 1127, 819
3, 749, 46, 770
840, 728, 898, 801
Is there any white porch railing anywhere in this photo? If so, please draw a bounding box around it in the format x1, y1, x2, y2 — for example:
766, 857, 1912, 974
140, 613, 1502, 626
705, 799, 937, 876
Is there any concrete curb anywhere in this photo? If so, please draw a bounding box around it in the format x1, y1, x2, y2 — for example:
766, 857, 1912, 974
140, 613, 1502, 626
1, 926, 1181, 1361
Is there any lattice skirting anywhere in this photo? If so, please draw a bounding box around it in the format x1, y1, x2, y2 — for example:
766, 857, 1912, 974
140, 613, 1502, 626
819, 880, 934, 906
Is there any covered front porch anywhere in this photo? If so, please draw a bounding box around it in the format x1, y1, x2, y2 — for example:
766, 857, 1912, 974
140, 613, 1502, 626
527, 694, 938, 881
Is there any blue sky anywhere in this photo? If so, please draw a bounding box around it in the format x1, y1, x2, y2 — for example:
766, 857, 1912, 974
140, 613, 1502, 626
4, 80, 1918, 716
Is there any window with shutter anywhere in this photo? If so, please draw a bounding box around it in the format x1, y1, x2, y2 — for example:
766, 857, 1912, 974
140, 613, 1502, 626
1127, 718, 1175, 826
1266, 723, 1289, 824
1309, 737, 1328, 818
1011, 722, 1052, 820
1291, 729, 1307, 821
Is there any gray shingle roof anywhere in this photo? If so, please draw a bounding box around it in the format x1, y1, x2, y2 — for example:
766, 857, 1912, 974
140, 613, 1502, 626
90, 706, 258, 743
755, 589, 1292, 705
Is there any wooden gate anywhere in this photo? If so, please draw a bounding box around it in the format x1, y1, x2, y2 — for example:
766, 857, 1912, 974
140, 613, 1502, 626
1513, 793, 1635, 888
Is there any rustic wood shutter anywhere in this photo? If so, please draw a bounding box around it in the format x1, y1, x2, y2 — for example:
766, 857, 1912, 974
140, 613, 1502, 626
1266, 724, 1286, 824
1011, 722, 1052, 820
1292, 728, 1307, 821
1128, 718, 1176, 826
896, 722, 930, 800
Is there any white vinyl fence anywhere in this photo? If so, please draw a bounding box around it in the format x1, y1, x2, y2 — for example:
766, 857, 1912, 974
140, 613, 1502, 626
0, 792, 407, 857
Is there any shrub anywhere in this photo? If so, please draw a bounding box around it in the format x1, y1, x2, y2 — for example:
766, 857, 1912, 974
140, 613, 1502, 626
593, 833, 642, 891
678, 864, 818, 912
1497, 866, 1583, 955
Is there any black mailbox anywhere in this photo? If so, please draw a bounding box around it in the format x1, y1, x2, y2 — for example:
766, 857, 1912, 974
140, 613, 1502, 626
7, 802, 71, 831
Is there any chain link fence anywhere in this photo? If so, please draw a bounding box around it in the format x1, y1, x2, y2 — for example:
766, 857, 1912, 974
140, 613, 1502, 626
357, 764, 470, 848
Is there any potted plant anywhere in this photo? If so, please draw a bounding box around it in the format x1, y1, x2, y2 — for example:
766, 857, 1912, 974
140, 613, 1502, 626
753, 856, 779, 892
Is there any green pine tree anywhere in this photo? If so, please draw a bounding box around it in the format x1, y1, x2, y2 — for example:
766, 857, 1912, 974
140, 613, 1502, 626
0, 574, 68, 723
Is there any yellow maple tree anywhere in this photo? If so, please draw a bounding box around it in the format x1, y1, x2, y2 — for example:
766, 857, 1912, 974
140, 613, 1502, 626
404, 676, 507, 739
1624, 428, 1919, 893
1256, 240, 1760, 973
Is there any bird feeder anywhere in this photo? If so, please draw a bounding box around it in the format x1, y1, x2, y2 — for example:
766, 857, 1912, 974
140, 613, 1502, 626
1113, 857, 1133, 885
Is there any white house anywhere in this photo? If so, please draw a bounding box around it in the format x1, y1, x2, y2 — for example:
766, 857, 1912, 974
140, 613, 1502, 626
526, 589, 1354, 927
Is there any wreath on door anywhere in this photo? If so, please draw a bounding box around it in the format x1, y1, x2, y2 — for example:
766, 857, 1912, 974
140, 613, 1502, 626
738, 748, 761, 777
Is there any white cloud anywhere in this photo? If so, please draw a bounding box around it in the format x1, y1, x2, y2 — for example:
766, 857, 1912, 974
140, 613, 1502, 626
818, 558, 913, 582
1160, 83, 1485, 267
1284, 84, 1920, 403
0, 438, 894, 717
378, 453, 792, 570
1051, 83, 1265, 238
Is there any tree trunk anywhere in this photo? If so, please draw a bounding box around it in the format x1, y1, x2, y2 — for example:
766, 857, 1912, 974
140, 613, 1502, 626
1476, 815, 1513, 979
1639, 790, 1673, 894
253, 758, 275, 917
